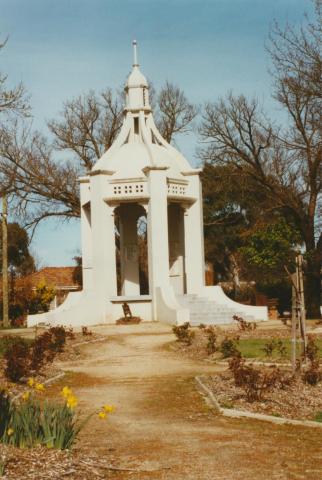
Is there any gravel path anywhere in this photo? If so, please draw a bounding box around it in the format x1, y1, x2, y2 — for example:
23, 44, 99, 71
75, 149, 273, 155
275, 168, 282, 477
54, 322, 322, 480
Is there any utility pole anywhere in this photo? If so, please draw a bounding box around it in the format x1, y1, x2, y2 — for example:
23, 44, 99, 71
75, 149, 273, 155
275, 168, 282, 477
297, 255, 307, 360
291, 276, 297, 373
289, 254, 307, 373
2, 195, 9, 327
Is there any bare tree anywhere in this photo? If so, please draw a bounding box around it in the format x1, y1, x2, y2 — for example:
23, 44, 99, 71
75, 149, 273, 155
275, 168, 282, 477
0, 81, 197, 230
0, 39, 30, 325
200, 4, 321, 318
155, 81, 198, 143
48, 89, 124, 171
0, 45, 29, 121
0, 125, 80, 231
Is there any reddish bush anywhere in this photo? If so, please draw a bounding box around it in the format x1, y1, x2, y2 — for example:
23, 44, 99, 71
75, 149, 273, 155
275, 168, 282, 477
4, 338, 31, 382
172, 323, 195, 345
303, 361, 321, 386
229, 354, 284, 402
233, 315, 257, 332
204, 326, 217, 355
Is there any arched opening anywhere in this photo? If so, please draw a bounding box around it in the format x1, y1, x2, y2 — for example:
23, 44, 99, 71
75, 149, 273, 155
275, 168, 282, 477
114, 203, 149, 296
137, 215, 149, 294
168, 203, 186, 295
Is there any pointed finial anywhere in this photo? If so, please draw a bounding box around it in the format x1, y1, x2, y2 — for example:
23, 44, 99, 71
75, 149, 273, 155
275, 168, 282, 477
133, 39, 139, 67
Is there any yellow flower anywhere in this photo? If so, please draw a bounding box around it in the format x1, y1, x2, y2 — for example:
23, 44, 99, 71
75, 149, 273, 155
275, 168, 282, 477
98, 411, 107, 419
22, 391, 30, 401
7, 428, 14, 436
62, 386, 72, 398
103, 404, 114, 413
66, 395, 78, 409
35, 383, 45, 392
27, 378, 35, 387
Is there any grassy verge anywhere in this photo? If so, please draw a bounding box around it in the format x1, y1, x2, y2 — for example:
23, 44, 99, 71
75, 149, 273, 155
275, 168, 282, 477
237, 338, 322, 360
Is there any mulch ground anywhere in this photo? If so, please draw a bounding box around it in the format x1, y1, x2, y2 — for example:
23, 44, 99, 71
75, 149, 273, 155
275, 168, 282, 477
172, 322, 322, 421
203, 370, 322, 421
0, 444, 131, 479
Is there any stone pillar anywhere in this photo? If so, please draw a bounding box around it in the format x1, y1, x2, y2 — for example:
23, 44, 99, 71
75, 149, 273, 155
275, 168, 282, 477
80, 204, 93, 291
145, 167, 170, 317
120, 206, 140, 296
184, 175, 205, 293
90, 173, 117, 306
80, 179, 93, 291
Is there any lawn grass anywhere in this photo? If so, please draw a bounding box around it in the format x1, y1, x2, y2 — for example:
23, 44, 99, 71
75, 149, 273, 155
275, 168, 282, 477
314, 411, 322, 422
237, 338, 322, 360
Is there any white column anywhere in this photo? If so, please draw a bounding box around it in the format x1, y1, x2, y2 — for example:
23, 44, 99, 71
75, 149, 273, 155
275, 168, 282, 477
145, 167, 170, 316
184, 175, 205, 293
90, 173, 117, 304
80, 179, 93, 291
80, 204, 93, 291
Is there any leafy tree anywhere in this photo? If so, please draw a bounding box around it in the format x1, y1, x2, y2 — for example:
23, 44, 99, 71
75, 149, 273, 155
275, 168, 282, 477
202, 163, 265, 284
238, 217, 302, 312
0, 222, 35, 276
239, 217, 301, 284
72, 255, 82, 288
202, 164, 301, 309
200, 4, 322, 317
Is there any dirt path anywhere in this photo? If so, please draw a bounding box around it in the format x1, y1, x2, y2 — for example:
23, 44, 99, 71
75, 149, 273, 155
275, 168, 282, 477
54, 323, 322, 480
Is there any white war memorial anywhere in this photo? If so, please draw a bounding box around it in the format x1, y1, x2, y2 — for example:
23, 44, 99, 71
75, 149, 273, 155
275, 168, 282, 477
28, 43, 267, 328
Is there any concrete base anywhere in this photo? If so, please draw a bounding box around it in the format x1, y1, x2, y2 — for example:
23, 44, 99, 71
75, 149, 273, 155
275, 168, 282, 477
27, 285, 267, 328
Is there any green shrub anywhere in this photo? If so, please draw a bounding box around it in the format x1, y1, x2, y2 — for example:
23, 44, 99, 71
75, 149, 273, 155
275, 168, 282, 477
220, 337, 240, 358
0, 390, 11, 439
314, 411, 322, 422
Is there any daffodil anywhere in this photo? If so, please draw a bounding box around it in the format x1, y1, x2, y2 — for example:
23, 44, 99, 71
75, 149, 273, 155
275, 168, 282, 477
98, 411, 107, 419
35, 383, 45, 392
103, 404, 114, 413
7, 428, 14, 436
22, 391, 30, 401
27, 378, 35, 387
62, 386, 72, 398
66, 395, 78, 409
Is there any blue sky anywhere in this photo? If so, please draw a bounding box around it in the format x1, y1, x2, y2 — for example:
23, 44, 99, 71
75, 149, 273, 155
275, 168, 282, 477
1, 0, 312, 267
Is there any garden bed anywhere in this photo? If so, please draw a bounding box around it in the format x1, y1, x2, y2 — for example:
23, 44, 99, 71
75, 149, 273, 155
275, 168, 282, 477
171, 323, 322, 363
202, 370, 322, 422
0, 328, 105, 397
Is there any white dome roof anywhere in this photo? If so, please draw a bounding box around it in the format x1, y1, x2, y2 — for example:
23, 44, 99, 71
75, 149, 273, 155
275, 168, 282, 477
98, 141, 187, 180
126, 66, 148, 89
92, 46, 195, 181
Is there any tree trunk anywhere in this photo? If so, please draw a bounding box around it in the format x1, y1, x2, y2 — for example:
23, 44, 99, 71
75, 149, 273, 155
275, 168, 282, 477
305, 248, 321, 319
2, 195, 9, 327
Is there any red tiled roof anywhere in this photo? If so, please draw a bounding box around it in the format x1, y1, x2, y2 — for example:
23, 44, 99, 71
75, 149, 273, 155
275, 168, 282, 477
26, 267, 78, 288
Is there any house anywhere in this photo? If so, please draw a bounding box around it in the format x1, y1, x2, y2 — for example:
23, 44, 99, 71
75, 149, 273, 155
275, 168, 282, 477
26, 267, 80, 309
